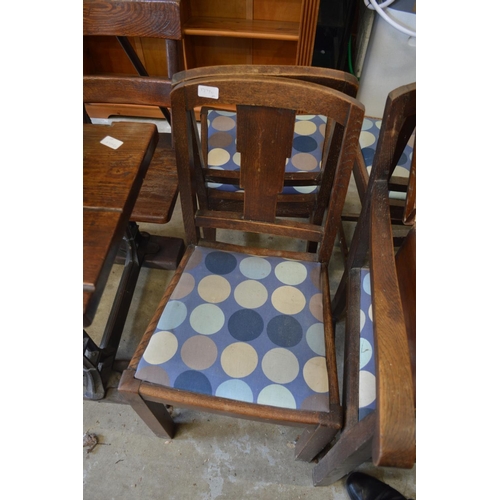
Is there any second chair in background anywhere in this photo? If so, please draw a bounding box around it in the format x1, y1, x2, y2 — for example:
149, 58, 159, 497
172, 65, 359, 244
118, 67, 365, 467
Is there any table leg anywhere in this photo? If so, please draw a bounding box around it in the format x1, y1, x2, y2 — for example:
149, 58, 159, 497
83, 223, 148, 400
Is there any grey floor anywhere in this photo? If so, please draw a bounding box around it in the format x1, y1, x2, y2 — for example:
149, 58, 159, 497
83, 120, 416, 499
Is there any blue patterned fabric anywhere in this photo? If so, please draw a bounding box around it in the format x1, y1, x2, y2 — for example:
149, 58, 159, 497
136, 246, 330, 412
360, 117, 414, 200
359, 269, 376, 420
205, 110, 327, 194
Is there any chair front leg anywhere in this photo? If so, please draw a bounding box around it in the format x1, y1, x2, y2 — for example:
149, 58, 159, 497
119, 369, 176, 439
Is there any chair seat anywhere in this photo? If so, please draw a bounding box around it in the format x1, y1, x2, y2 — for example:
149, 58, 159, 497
360, 117, 414, 201
206, 110, 326, 194
135, 245, 330, 412
359, 268, 376, 421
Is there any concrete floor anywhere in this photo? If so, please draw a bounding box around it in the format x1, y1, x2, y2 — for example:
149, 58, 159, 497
83, 120, 416, 499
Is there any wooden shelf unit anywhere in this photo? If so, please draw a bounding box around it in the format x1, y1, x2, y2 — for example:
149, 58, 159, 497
84, 0, 320, 119
180, 0, 320, 68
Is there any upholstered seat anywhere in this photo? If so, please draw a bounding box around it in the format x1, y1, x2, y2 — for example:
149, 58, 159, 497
358, 268, 376, 420
135, 245, 329, 412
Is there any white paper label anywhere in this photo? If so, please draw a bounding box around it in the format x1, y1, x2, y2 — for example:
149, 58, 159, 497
198, 85, 219, 99
100, 136, 123, 149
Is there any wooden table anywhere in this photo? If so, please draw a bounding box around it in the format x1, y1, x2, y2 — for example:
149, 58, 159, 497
83, 121, 158, 399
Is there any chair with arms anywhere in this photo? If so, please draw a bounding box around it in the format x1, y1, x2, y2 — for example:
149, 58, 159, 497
312, 83, 416, 486
83, 0, 185, 269
118, 67, 365, 464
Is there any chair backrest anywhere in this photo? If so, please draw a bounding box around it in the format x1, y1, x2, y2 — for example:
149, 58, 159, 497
83, 0, 182, 116
171, 65, 359, 220
351, 83, 416, 467
351, 80, 416, 225
170, 69, 365, 264
172, 65, 359, 98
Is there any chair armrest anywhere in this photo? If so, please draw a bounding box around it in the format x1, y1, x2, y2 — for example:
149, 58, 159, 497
369, 180, 415, 468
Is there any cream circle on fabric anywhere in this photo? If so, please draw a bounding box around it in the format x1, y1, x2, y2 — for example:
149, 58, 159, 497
296, 114, 315, 120
359, 370, 376, 407
359, 131, 376, 149
142, 331, 178, 365
239, 256, 272, 280
257, 384, 296, 409
198, 275, 231, 303
291, 152, 318, 171
360, 309, 366, 333
216, 379, 253, 403
171, 273, 195, 300
234, 280, 268, 309
208, 148, 230, 167
293, 185, 318, 194
271, 286, 306, 315
262, 348, 299, 384
294, 120, 317, 136
306, 323, 325, 356
368, 304, 373, 322
181, 335, 218, 370
375, 119, 382, 129
309, 293, 323, 321
319, 123, 326, 137
303, 357, 328, 393
211, 115, 236, 131
359, 338, 373, 369
157, 301, 188, 330
233, 152, 241, 166
189, 303, 225, 335
275, 261, 307, 285
220, 342, 258, 378
362, 272, 371, 295
393, 165, 410, 178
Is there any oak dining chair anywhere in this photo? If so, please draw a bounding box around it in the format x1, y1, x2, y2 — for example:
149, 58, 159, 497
118, 67, 365, 464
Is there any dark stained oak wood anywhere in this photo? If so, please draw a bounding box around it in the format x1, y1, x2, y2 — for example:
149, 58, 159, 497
83, 122, 157, 211
119, 68, 365, 464
83, 0, 182, 39
84, 0, 183, 225
83, 121, 158, 327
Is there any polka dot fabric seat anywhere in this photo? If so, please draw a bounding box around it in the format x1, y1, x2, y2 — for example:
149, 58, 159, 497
205, 109, 327, 194
135, 246, 330, 412
358, 269, 376, 421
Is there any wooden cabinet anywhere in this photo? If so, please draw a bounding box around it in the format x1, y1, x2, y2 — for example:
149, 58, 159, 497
84, 0, 320, 118
180, 0, 320, 68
